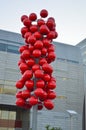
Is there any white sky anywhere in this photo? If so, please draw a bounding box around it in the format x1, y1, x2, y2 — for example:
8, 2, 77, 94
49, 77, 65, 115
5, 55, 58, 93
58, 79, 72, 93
0, 0, 86, 45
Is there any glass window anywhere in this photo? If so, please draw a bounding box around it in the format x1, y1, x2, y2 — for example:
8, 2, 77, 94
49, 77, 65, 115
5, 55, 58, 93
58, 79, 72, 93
0, 43, 19, 54
0, 43, 7, 51
3, 85, 17, 95
4, 80, 15, 86
8, 128, 15, 130
0, 85, 4, 94
7, 45, 19, 54
9, 111, 16, 120
0, 128, 8, 130
1, 110, 9, 119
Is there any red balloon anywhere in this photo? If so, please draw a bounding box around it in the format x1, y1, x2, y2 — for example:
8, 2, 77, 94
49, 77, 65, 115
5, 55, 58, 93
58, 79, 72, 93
48, 51, 56, 61
18, 58, 25, 66
48, 44, 55, 52
39, 58, 47, 66
24, 102, 32, 109
42, 63, 53, 73
19, 45, 28, 53
38, 102, 43, 110
46, 20, 55, 30
34, 31, 42, 40
45, 58, 53, 65
27, 35, 36, 45
22, 89, 30, 99
39, 91, 47, 101
36, 79, 45, 88
41, 47, 47, 56
47, 81, 56, 89
42, 39, 51, 47
34, 69, 43, 78
16, 91, 22, 98
19, 63, 28, 73
51, 77, 56, 82
29, 96, 38, 105
21, 15, 28, 22
40, 9, 48, 18
29, 45, 34, 52
16, 98, 25, 107
25, 80, 34, 90
32, 64, 40, 72
54, 31, 58, 38
15, 80, 24, 89
48, 17, 55, 22
47, 17, 56, 31
37, 19, 45, 27
23, 18, 31, 27
26, 58, 35, 67
43, 74, 51, 82
32, 49, 41, 58
47, 90, 56, 99
40, 25, 50, 35
21, 27, 29, 36
44, 99, 54, 110
34, 40, 43, 49
47, 31, 56, 39
34, 88, 44, 97
22, 70, 33, 81
24, 32, 32, 39
24, 103, 32, 109
43, 85, 49, 92
21, 50, 30, 60
30, 25, 38, 33
29, 13, 37, 21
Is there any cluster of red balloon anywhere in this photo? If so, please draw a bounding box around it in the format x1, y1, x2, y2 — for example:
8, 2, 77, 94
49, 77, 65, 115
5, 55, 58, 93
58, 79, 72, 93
15, 9, 58, 110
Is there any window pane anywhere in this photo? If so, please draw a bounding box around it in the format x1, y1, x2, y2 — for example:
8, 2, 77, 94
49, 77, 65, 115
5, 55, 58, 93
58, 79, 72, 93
7, 45, 19, 54
9, 111, 16, 120
3, 85, 17, 95
1, 110, 9, 119
8, 128, 15, 130
0, 85, 3, 94
0, 128, 8, 130
0, 43, 6, 51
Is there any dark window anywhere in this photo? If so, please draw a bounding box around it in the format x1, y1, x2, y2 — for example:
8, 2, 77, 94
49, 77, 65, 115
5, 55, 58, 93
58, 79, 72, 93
7, 45, 19, 54
0, 43, 19, 54
0, 43, 7, 51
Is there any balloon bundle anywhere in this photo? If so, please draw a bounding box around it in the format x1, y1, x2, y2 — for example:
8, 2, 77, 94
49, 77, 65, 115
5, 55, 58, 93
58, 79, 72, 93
15, 9, 58, 110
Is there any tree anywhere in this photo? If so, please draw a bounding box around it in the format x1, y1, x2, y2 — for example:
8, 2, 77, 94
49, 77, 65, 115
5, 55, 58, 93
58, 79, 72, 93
45, 125, 62, 130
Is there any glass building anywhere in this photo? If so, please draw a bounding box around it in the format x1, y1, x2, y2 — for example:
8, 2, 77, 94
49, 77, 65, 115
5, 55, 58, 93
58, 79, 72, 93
0, 29, 85, 130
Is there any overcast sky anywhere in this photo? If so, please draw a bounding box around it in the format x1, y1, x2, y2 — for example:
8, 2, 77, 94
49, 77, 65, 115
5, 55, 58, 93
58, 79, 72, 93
0, 0, 86, 45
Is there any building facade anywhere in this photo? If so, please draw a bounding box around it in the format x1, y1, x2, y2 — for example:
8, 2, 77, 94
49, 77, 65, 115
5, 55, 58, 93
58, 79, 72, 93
0, 30, 85, 130
36, 42, 84, 130
0, 30, 30, 130
76, 39, 86, 130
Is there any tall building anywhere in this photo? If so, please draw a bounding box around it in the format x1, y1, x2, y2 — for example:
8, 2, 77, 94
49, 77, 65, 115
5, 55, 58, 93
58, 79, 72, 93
0, 29, 85, 130
37, 41, 84, 130
76, 39, 86, 130
0, 30, 30, 130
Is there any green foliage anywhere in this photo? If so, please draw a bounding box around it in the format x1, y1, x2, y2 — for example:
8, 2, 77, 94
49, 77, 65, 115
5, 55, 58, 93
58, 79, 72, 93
45, 125, 50, 130
45, 125, 62, 130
